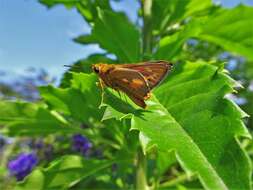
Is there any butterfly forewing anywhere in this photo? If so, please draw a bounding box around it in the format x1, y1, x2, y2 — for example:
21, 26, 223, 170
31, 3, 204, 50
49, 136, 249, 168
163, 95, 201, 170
121, 61, 172, 89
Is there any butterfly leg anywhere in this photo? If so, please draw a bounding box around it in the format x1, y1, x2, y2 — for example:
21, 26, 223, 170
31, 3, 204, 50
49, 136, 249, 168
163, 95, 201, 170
144, 92, 151, 100
96, 78, 106, 89
98, 78, 106, 108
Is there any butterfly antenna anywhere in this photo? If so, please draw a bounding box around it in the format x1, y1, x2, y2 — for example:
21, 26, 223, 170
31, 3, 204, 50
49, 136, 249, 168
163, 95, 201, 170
98, 79, 106, 109
63, 65, 82, 69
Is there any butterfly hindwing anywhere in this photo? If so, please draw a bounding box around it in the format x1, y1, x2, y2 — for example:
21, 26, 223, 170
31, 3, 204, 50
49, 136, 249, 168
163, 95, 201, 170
107, 68, 150, 108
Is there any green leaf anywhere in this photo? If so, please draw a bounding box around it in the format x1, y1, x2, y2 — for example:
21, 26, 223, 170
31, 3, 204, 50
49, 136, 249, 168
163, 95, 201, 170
73, 34, 97, 45
198, 5, 253, 61
39, 0, 112, 23
0, 101, 76, 136
15, 170, 45, 190
151, 0, 212, 33
76, 0, 111, 23
155, 21, 201, 60
155, 5, 253, 61
86, 9, 141, 62
157, 151, 176, 176
16, 155, 114, 189
102, 61, 251, 190
39, 0, 77, 9
71, 8, 141, 62
40, 73, 103, 125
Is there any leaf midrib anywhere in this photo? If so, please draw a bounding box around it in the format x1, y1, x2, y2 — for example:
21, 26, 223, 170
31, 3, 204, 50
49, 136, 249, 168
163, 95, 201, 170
156, 98, 229, 189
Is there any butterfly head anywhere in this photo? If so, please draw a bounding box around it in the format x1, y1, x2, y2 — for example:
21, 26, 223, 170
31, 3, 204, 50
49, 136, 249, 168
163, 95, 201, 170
92, 64, 101, 74
92, 64, 114, 75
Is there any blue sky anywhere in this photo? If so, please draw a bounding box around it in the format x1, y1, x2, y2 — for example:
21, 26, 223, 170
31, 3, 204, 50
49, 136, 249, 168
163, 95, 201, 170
0, 0, 252, 80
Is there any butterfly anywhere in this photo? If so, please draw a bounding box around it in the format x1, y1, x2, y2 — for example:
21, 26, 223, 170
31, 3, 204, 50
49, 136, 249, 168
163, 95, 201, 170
92, 60, 173, 108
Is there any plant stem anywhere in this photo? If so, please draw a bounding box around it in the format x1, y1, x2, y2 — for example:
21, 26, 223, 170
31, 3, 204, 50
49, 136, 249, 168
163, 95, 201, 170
142, 0, 153, 55
135, 1, 153, 189
160, 173, 196, 188
136, 149, 149, 190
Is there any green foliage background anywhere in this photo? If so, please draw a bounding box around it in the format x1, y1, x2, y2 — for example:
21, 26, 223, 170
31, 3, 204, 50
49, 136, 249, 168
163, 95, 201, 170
1, 0, 253, 189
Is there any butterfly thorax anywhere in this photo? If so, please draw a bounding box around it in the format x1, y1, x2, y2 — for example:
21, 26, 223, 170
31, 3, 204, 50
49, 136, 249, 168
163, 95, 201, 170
92, 63, 116, 88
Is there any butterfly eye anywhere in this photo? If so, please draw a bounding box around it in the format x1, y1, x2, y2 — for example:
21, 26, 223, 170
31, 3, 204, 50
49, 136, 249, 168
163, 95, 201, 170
92, 66, 100, 74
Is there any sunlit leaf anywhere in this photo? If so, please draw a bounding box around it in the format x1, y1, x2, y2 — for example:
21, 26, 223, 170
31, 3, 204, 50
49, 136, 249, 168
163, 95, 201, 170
83, 9, 141, 62
40, 73, 103, 125
151, 0, 212, 34
198, 5, 253, 61
39, 0, 111, 23
155, 5, 253, 61
102, 61, 251, 190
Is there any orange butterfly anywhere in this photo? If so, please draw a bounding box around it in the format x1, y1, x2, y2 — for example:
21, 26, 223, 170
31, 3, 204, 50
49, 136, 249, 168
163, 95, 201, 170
92, 60, 173, 108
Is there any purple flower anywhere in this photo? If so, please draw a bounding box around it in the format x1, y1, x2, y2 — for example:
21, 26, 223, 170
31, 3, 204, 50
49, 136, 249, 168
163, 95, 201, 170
8, 153, 38, 181
72, 134, 92, 156
34, 140, 44, 149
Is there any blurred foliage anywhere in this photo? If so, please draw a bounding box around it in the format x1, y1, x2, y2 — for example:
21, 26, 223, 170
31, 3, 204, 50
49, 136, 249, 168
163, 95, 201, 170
0, 0, 253, 189
0, 68, 55, 101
